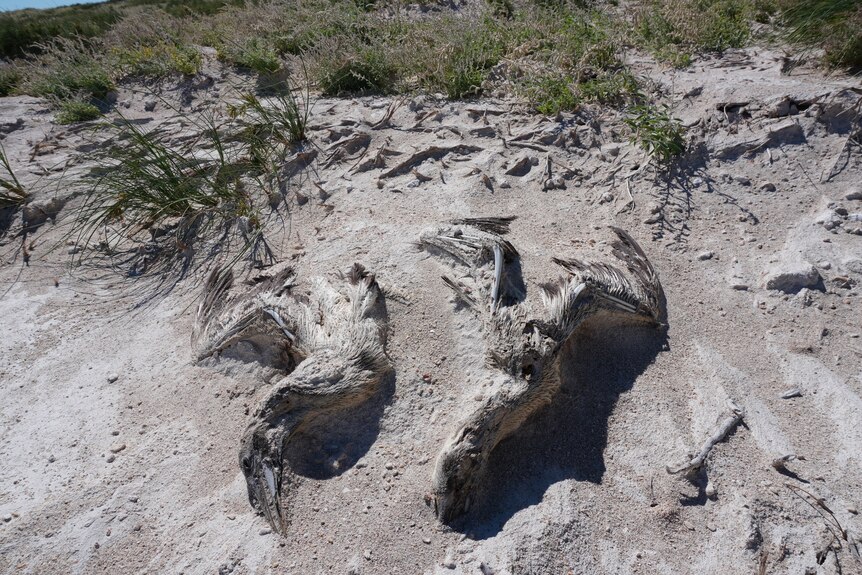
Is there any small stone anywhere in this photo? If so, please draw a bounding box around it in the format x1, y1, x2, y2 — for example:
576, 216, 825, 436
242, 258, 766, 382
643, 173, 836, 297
731, 283, 749, 291
107, 373, 119, 383
498, 179, 510, 189
815, 209, 843, 231
781, 388, 803, 399
407, 179, 421, 188
698, 251, 714, 261
363, 549, 372, 560
67, 245, 81, 255
705, 481, 717, 499
48, 455, 56, 463
758, 182, 776, 192
845, 188, 862, 201
422, 537, 432, 544
442, 547, 457, 569
106, 454, 116, 463
110, 443, 126, 454
2, 514, 11, 523
644, 213, 661, 224
542, 175, 565, 191
848, 506, 858, 515
384, 462, 394, 470
144, 100, 157, 112
819, 261, 832, 270
259, 528, 272, 536
599, 192, 614, 204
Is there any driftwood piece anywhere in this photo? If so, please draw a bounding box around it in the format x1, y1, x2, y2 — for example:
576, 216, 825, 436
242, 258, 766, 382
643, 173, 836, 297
667, 400, 745, 475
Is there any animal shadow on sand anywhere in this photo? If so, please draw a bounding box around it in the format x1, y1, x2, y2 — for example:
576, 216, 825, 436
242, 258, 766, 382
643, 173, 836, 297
282, 371, 396, 482
457, 314, 669, 539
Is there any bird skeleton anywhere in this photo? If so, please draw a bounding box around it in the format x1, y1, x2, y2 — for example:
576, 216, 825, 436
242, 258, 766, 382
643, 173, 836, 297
192, 263, 390, 534
419, 217, 665, 522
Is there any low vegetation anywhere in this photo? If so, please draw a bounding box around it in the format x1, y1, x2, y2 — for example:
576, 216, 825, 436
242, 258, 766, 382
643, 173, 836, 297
624, 104, 687, 165
780, 0, 862, 68
0, 143, 28, 208
0, 0, 856, 124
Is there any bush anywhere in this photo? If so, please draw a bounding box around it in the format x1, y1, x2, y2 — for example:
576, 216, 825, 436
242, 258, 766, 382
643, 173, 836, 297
524, 74, 580, 115
0, 65, 20, 97
625, 104, 686, 165
56, 99, 101, 124
316, 47, 395, 95
25, 38, 113, 102
75, 116, 257, 252
634, 0, 768, 65
218, 38, 281, 74
112, 42, 202, 78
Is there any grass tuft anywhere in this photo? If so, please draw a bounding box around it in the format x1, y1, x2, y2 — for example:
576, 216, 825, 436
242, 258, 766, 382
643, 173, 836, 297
0, 142, 28, 208
74, 114, 259, 261
24, 38, 113, 102
781, 0, 862, 68
56, 98, 102, 124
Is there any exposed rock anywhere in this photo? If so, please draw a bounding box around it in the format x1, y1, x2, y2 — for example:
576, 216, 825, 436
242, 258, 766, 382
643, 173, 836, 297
505, 155, 538, 177
846, 188, 862, 201
698, 251, 714, 261
762, 262, 821, 293
814, 209, 842, 231
763, 95, 792, 118
758, 182, 776, 192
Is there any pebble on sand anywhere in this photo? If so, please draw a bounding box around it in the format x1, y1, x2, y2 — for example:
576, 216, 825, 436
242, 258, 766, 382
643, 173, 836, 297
107, 373, 119, 383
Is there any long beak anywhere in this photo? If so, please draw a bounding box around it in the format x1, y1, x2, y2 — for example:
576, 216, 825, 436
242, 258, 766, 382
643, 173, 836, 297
241, 419, 301, 534
248, 453, 286, 533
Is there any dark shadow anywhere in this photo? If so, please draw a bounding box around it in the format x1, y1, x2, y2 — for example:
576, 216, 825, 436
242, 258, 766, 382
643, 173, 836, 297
644, 143, 759, 248
0, 206, 15, 238
283, 370, 396, 480
452, 314, 668, 538
679, 467, 709, 506
773, 465, 810, 484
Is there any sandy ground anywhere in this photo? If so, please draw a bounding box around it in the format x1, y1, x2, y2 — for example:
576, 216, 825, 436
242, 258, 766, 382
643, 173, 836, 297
0, 47, 861, 575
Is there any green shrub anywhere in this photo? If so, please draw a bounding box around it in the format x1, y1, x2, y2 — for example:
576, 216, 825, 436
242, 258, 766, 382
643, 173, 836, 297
317, 48, 395, 95
525, 75, 580, 115
0, 66, 20, 97
634, 0, 766, 65
218, 38, 281, 74
433, 19, 507, 99
112, 42, 202, 78
624, 104, 686, 165
56, 99, 101, 124
579, 70, 640, 104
